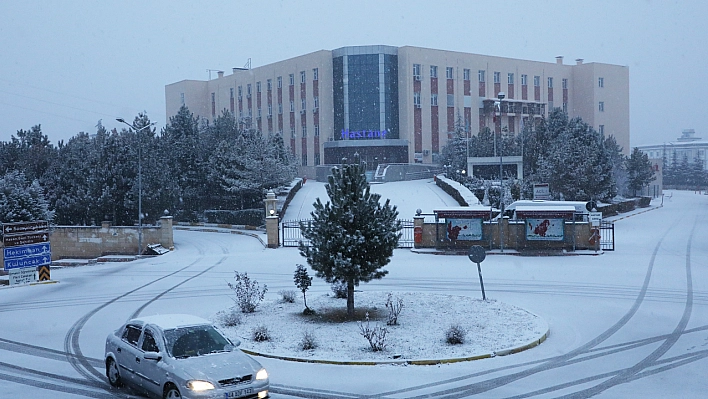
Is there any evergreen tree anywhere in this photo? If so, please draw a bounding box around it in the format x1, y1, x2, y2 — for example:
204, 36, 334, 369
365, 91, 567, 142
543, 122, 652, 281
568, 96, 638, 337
0, 170, 53, 225
293, 264, 313, 312
299, 155, 401, 317
439, 114, 468, 178
626, 147, 655, 196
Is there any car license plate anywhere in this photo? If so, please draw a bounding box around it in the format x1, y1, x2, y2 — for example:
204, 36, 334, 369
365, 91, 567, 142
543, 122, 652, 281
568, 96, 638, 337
225, 387, 252, 398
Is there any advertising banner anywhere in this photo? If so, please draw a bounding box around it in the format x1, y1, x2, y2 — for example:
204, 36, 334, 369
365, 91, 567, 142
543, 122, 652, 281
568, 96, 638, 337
446, 219, 483, 241
526, 218, 564, 241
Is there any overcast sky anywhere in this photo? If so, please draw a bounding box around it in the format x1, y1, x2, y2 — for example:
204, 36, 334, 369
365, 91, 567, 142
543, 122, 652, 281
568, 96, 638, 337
1, 0, 705, 147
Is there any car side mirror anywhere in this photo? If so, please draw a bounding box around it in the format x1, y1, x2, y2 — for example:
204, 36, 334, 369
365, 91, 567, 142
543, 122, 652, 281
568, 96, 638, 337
144, 352, 162, 361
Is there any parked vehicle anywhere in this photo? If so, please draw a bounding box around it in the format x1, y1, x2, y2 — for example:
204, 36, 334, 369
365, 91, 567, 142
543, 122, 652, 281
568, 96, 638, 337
105, 314, 269, 399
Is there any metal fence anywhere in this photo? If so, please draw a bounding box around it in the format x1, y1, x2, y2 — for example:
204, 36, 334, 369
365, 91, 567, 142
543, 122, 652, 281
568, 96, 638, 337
282, 219, 415, 248
600, 220, 615, 251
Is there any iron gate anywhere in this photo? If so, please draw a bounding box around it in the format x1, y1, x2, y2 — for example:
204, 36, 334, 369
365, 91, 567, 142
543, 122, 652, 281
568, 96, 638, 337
600, 220, 615, 251
282, 219, 414, 248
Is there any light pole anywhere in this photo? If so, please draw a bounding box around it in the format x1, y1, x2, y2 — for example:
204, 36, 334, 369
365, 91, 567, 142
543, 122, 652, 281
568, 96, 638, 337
116, 118, 156, 256
497, 92, 506, 252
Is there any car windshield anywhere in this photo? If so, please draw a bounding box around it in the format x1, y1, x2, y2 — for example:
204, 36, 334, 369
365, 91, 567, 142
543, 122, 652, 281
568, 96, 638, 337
163, 325, 232, 359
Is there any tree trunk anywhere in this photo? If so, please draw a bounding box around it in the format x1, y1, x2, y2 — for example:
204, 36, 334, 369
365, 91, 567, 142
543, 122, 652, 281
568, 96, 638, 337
346, 279, 355, 317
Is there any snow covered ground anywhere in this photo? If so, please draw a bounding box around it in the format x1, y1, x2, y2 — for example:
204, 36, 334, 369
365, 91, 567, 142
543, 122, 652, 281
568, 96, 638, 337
1, 182, 707, 399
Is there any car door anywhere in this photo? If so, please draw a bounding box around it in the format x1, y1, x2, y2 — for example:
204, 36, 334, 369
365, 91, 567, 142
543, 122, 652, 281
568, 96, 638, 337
133, 327, 165, 397
115, 324, 143, 384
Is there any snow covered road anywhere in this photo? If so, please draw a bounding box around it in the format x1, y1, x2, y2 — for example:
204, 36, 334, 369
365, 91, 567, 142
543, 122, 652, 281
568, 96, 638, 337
1, 182, 707, 398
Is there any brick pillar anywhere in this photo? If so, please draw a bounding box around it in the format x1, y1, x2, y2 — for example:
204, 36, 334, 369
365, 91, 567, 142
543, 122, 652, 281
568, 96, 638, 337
266, 216, 279, 248
159, 216, 174, 250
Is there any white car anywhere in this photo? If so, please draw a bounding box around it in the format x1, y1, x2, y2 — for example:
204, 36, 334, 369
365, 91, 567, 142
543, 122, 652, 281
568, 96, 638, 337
105, 314, 269, 399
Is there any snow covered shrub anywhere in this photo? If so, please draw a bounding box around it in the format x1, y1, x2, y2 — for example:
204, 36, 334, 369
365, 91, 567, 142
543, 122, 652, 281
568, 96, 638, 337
445, 324, 466, 345
358, 312, 388, 352
252, 325, 271, 342
279, 290, 297, 303
217, 308, 242, 327
331, 281, 347, 299
299, 330, 318, 350
228, 271, 268, 313
385, 293, 404, 326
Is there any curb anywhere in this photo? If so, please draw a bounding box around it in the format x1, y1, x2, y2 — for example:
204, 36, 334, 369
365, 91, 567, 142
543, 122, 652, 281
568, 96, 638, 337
606, 204, 662, 223
241, 328, 549, 366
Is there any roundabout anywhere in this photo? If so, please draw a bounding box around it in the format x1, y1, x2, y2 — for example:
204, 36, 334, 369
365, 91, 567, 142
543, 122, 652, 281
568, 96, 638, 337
217, 291, 549, 365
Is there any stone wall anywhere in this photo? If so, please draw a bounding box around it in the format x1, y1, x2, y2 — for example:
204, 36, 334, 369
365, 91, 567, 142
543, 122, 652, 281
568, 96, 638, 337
0, 216, 174, 262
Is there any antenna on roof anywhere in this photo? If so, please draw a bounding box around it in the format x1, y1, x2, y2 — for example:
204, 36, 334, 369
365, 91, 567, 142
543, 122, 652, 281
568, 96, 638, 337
244, 58, 251, 70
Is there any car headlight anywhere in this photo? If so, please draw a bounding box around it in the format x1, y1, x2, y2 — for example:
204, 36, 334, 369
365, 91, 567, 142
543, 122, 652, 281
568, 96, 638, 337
186, 380, 215, 391
255, 368, 268, 380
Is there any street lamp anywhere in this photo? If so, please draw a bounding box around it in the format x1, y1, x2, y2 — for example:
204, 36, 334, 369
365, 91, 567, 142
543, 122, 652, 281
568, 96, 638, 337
116, 118, 156, 256
497, 92, 506, 252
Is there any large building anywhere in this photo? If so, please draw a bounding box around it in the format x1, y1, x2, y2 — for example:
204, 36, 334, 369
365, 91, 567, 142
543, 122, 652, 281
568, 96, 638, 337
165, 45, 629, 174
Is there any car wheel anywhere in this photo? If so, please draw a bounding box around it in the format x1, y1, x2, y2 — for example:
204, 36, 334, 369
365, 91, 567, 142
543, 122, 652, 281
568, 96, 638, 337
105, 357, 123, 387
164, 384, 181, 399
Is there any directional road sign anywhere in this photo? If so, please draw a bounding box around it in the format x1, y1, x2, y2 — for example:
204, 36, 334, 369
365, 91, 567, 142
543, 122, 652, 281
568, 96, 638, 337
4, 254, 51, 270
3, 242, 52, 271
2, 220, 49, 236
3, 232, 50, 247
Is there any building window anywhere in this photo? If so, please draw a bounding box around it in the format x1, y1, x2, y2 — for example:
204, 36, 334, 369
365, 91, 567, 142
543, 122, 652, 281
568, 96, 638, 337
413, 63, 421, 79
447, 94, 454, 107
257, 108, 262, 118
431, 93, 438, 106
277, 76, 282, 88
267, 104, 272, 116
238, 86, 242, 99
562, 78, 568, 89
413, 92, 421, 107
534, 76, 540, 87
508, 73, 514, 85
301, 98, 306, 110
302, 125, 307, 137
478, 70, 485, 82
300, 71, 306, 84
302, 154, 307, 166
314, 96, 319, 109
430, 65, 438, 78
598, 77, 604, 88
290, 100, 294, 112
267, 79, 272, 91
290, 127, 296, 138
548, 77, 553, 88
230, 88, 234, 99
599, 101, 604, 112
521, 75, 527, 86
247, 84, 252, 97
562, 102, 567, 113
446, 67, 454, 79
278, 103, 283, 114
256, 81, 261, 93
599, 125, 605, 135
314, 124, 320, 136
314, 153, 320, 166
463, 68, 470, 81
494, 72, 501, 84
180, 93, 185, 105
289, 74, 294, 86
211, 93, 215, 116
313, 68, 318, 81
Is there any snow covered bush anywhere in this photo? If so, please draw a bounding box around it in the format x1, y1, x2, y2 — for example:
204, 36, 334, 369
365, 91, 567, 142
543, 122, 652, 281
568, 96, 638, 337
216, 308, 242, 327
358, 312, 388, 352
385, 293, 404, 326
252, 325, 271, 342
299, 330, 318, 350
228, 271, 267, 313
445, 324, 466, 345
279, 290, 297, 303
331, 282, 348, 299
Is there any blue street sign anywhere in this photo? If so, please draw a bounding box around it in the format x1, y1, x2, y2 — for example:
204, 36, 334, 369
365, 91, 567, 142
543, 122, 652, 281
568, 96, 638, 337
4, 243, 51, 260
4, 254, 51, 270
3, 243, 52, 271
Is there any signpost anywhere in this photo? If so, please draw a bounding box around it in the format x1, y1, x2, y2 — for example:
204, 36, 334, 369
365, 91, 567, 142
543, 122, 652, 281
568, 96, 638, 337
2, 220, 51, 285
467, 245, 487, 300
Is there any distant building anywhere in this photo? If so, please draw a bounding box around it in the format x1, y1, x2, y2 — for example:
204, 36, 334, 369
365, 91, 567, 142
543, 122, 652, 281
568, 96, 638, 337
635, 129, 708, 171
165, 45, 629, 175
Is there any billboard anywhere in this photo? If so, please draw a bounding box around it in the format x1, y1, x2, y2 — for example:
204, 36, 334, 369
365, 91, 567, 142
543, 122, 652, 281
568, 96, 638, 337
526, 218, 564, 241
446, 219, 483, 241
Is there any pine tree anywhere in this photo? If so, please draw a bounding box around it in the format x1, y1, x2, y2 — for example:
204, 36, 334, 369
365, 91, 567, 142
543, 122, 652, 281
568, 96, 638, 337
293, 264, 313, 312
0, 170, 53, 225
626, 147, 655, 196
299, 155, 401, 317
